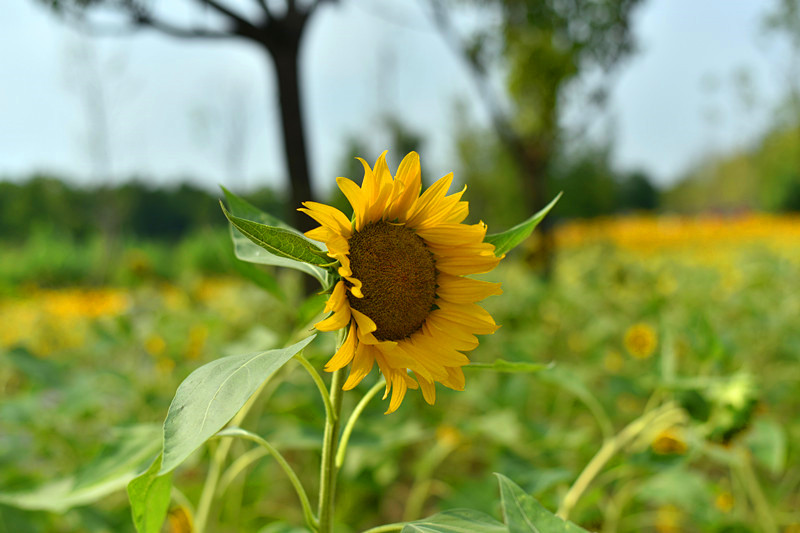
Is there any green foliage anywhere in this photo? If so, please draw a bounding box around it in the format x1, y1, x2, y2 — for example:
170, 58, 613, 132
220, 203, 330, 268
158, 336, 316, 475
664, 123, 800, 212
0, 425, 161, 513
485, 193, 562, 257
465, 359, 552, 373
0, 176, 287, 244
496, 474, 589, 533
127, 455, 172, 533
221, 190, 330, 285
402, 509, 506, 532
2, 219, 799, 531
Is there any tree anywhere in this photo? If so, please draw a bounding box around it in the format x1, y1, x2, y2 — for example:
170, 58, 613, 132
430, 0, 643, 270
41, 0, 336, 231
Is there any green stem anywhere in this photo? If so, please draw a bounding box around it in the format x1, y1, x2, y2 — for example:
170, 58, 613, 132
557, 403, 683, 520
360, 524, 405, 533
335, 380, 385, 469
216, 427, 319, 531
217, 446, 269, 495
295, 351, 334, 420
318, 368, 345, 532
734, 448, 777, 533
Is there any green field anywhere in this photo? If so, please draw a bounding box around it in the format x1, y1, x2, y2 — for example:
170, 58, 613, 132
1, 217, 799, 532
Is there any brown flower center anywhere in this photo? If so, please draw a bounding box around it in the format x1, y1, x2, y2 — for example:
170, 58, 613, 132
346, 220, 437, 341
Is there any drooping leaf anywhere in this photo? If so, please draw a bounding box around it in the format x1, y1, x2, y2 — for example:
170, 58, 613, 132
485, 193, 562, 257
127, 454, 172, 533
465, 359, 553, 373
0, 425, 161, 513
221, 186, 295, 230
221, 202, 330, 266
402, 509, 506, 532
496, 473, 589, 533
220, 190, 329, 284
158, 335, 316, 475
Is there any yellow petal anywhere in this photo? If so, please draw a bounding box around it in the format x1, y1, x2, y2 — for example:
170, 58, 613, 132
434, 302, 499, 335
315, 304, 351, 332
441, 366, 465, 391
337, 177, 366, 231
325, 323, 357, 371
343, 342, 375, 390
435, 274, 503, 303
385, 370, 412, 414
415, 372, 436, 405
324, 280, 347, 312
415, 222, 486, 246
406, 173, 454, 227
422, 321, 479, 352
298, 203, 351, 237
434, 253, 501, 276
411, 332, 470, 367
443, 201, 469, 224
386, 152, 421, 221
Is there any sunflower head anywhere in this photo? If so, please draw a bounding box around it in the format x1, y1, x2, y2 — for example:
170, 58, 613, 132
299, 151, 503, 413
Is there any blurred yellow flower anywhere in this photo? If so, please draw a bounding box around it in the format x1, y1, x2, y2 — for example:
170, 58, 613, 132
624, 323, 657, 359
655, 504, 682, 533
714, 491, 734, 513
651, 428, 688, 455
167, 505, 194, 533
435, 425, 462, 449
145, 335, 167, 357
185, 325, 208, 360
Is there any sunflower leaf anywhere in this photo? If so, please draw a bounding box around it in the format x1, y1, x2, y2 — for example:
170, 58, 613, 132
221, 186, 295, 229
157, 335, 316, 475
496, 473, 590, 533
401, 509, 506, 532
127, 454, 172, 533
465, 359, 553, 373
220, 199, 330, 284
485, 193, 562, 257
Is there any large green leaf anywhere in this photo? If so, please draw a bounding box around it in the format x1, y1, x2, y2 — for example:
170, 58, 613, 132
221, 202, 330, 266
464, 359, 553, 374
485, 193, 562, 257
127, 454, 172, 533
402, 509, 507, 532
0, 425, 161, 513
221, 186, 295, 230
158, 335, 316, 475
220, 189, 329, 284
496, 474, 589, 533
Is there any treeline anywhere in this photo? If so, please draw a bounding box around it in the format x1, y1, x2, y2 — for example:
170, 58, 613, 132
0, 177, 286, 243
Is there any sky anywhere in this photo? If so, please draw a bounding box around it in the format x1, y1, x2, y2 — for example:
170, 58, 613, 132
0, 0, 794, 196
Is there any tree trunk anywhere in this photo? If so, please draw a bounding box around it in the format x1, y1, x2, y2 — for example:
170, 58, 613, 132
265, 37, 314, 233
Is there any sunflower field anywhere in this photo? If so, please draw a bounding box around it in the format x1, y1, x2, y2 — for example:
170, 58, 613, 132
1, 204, 799, 533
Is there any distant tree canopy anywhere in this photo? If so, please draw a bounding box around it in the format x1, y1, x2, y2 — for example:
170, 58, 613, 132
456, 124, 660, 224
664, 122, 800, 213
433, 0, 643, 213
0, 177, 284, 243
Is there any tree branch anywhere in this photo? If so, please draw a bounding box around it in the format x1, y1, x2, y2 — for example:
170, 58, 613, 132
135, 11, 238, 39
196, 0, 260, 33
253, 0, 272, 18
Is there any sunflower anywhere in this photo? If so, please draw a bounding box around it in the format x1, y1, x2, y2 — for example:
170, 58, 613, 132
299, 151, 503, 413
